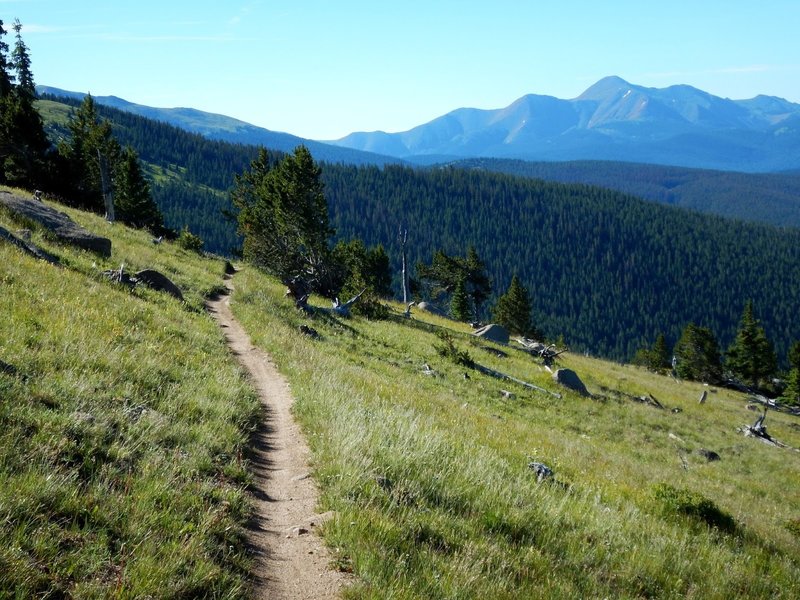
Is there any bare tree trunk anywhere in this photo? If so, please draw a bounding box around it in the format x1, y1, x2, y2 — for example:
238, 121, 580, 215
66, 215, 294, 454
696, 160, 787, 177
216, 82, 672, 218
97, 149, 114, 222
399, 226, 409, 306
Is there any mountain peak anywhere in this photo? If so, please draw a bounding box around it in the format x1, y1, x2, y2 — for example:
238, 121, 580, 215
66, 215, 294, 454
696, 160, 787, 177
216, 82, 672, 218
576, 76, 633, 101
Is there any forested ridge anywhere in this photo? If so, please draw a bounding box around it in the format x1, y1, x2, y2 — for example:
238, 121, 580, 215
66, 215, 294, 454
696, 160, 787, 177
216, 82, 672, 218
446, 158, 800, 229
36, 96, 800, 363
323, 164, 800, 362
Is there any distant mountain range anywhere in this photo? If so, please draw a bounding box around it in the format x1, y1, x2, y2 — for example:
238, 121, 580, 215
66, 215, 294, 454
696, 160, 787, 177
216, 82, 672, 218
36, 86, 399, 166
331, 76, 800, 172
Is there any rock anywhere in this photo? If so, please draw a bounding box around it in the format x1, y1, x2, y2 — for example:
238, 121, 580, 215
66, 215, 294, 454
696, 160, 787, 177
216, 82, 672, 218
0, 190, 111, 256
528, 461, 553, 482
133, 269, 184, 302
416, 301, 446, 317
473, 323, 509, 344
697, 448, 721, 462
499, 389, 516, 400
224, 260, 236, 275
552, 368, 590, 397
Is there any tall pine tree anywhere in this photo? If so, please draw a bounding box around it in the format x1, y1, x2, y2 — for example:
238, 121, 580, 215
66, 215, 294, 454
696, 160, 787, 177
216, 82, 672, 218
59, 95, 121, 211
725, 300, 777, 389
114, 146, 163, 231
450, 276, 472, 322
492, 274, 539, 337
674, 323, 722, 384
233, 146, 335, 292
1, 19, 49, 187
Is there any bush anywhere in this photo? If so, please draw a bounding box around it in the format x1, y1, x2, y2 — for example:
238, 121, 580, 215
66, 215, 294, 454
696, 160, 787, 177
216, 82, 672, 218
177, 226, 204, 253
434, 331, 474, 368
653, 483, 737, 533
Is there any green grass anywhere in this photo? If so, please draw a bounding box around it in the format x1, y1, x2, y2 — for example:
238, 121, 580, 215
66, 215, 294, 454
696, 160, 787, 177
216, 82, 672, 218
1, 191, 259, 598
230, 267, 800, 599
4, 192, 800, 598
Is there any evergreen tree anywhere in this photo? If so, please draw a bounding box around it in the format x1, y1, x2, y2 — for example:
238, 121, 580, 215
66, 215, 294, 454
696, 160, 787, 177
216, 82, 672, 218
781, 340, 800, 407
725, 300, 777, 389
0, 19, 48, 187
114, 146, 163, 230
233, 146, 334, 292
492, 274, 539, 337
417, 247, 491, 318
674, 323, 722, 384
332, 238, 393, 302
788, 340, 800, 372
464, 246, 492, 317
0, 19, 12, 98
780, 368, 800, 407
60, 95, 121, 211
450, 276, 472, 322
633, 333, 671, 372
10, 19, 33, 96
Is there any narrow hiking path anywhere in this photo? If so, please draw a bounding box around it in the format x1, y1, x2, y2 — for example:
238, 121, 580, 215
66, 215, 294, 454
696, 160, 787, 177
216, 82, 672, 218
206, 274, 348, 599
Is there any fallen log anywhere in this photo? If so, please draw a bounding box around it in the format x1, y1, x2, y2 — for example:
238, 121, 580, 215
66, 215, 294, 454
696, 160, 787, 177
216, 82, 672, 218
473, 363, 561, 399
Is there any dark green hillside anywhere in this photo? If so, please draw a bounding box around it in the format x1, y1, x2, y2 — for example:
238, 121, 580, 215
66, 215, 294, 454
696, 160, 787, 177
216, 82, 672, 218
323, 164, 800, 362
446, 158, 800, 229
37, 95, 264, 253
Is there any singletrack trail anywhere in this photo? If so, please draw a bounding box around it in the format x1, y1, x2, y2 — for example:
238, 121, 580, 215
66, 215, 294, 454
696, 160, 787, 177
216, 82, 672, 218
207, 275, 348, 599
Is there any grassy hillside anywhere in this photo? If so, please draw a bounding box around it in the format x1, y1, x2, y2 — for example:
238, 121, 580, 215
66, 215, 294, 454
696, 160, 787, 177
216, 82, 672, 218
4, 192, 800, 598
230, 268, 800, 599
0, 189, 259, 598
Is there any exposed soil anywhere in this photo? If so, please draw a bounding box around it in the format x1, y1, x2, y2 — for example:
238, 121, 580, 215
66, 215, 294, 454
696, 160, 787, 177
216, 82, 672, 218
207, 275, 349, 599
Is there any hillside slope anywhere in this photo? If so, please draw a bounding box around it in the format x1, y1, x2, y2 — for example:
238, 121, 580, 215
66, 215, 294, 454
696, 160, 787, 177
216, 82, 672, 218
0, 190, 259, 597
35, 98, 800, 363
3, 193, 800, 598
230, 262, 800, 598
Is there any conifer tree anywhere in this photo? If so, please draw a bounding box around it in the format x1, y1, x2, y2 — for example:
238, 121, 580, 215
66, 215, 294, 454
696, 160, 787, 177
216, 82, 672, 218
780, 340, 800, 407
781, 368, 800, 407
450, 276, 472, 322
417, 247, 491, 318
725, 300, 777, 389
633, 332, 671, 372
674, 323, 722, 384
233, 146, 334, 292
114, 146, 163, 230
1, 19, 49, 187
492, 274, 539, 337
60, 95, 121, 211
0, 19, 12, 98
10, 19, 33, 96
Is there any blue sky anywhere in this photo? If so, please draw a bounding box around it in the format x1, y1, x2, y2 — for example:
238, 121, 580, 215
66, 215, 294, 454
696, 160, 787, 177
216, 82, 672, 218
3, 0, 799, 140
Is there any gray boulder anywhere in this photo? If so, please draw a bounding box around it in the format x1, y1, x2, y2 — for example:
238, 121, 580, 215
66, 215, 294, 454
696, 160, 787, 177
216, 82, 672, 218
134, 269, 184, 302
473, 323, 510, 344
417, 301, 446, 317
552, 368, 591, 397
0, 191, 111, 256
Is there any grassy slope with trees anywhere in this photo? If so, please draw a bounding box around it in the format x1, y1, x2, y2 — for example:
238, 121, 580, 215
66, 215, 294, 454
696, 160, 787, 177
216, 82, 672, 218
4, 191, 800, 597
34, 96, 800, 364
230, 261, 800, 599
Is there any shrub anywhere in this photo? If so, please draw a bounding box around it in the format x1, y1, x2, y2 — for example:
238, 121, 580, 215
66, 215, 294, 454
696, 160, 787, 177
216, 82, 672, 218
177, 226, 204, 253
434, 331, 474, 368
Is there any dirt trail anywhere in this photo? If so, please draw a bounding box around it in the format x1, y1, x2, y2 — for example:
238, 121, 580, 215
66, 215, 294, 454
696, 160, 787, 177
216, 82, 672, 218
207, 276, 348, 599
